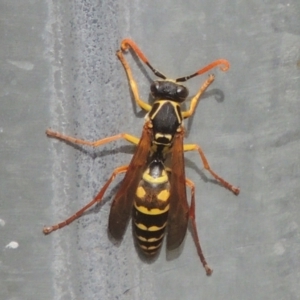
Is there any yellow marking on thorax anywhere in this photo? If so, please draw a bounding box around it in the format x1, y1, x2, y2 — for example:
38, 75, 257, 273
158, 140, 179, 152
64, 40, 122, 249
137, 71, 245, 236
150, 100, 181, 121
154, 133, 172, 142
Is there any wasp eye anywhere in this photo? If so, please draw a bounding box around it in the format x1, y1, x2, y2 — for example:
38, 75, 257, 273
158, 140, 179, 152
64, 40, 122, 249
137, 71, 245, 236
176, 85, 188, 100
150, 81, 160, 94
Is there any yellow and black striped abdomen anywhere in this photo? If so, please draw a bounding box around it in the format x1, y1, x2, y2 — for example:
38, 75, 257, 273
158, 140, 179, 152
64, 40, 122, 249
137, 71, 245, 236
133, 160, 170, 256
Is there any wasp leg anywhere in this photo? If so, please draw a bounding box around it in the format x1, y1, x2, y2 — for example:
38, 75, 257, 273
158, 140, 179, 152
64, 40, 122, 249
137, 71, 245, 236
185, 178, 213, 276
116, 49, 151, 112
46, 129, 139, 147
184, 144, 240, 195
43, 165, 129, 234
182, 74, 215, 119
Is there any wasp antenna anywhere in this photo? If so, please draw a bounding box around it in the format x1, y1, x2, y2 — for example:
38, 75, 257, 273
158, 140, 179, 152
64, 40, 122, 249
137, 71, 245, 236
121, 38, 167, 79
176, 59, 230, 82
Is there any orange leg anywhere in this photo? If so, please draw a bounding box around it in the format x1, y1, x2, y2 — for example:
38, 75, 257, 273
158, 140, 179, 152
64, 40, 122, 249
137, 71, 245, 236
44, 129, 139, 234
46, 129, 139, 147
185, 178, 213, 276
184, 144, 240, 195
43, 165, 128, 234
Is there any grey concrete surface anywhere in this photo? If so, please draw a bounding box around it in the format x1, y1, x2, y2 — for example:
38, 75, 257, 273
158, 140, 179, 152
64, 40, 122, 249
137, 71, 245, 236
1, 0, 299, 299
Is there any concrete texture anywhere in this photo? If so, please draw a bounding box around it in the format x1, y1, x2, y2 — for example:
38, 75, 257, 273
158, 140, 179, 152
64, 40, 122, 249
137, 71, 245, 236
1, 0, 299, 299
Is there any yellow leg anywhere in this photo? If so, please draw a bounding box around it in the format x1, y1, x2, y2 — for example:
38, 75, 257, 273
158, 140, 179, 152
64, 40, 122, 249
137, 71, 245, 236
184, 143, 240, 195
116, 50, 151, 112
46, 129, 140, 147
182, 74, 215, 119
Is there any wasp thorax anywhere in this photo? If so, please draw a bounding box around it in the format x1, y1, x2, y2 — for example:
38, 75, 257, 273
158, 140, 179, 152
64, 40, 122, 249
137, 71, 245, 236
150, 81, 189, 102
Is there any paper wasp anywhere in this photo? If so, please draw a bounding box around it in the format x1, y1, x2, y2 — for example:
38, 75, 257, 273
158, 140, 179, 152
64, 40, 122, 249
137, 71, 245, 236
43, 39, 239, 276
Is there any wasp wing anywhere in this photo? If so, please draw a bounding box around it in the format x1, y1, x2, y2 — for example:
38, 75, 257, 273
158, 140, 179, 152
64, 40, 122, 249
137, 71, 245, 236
108, 124, 152, 240
167, 128, 189, 250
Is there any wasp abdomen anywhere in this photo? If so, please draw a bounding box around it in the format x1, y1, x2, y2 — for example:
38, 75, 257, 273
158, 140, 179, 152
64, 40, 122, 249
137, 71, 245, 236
133, 160, 170, 256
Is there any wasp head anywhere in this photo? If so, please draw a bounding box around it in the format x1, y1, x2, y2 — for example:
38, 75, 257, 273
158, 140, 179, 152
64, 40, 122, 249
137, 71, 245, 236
150, 80, 189, 103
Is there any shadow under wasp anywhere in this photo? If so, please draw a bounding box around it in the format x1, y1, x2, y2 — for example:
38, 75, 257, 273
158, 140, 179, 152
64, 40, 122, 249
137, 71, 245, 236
43, 39, 240, 276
